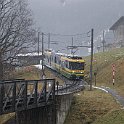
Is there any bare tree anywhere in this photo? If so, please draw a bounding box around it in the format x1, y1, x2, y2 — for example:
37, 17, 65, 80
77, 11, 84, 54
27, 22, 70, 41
0, 0, 36, 79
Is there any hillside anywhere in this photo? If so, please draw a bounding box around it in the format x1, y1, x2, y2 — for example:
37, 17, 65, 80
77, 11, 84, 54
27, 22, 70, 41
85, 47, 124, 96
65, 47, 124, 124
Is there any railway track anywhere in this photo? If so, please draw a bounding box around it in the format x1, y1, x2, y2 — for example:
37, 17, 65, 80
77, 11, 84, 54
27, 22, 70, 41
45, 66, 85, 95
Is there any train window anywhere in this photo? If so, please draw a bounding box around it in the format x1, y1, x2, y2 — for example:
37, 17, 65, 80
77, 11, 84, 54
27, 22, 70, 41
65, 61, 68, 68
55, 57, 56, 63
69, 62, 84, 70
67, 62, 69, 68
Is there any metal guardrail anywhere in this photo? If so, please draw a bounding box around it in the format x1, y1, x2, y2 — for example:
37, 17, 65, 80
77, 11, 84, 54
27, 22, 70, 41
55, 80, 85, 95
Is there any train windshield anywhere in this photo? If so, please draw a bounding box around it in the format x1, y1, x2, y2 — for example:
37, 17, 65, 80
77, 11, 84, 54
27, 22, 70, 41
69, 62, 84, 70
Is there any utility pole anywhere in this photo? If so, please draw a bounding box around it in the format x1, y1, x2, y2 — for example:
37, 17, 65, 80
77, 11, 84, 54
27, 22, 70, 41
41, 32, 45, 79
37, 32, 40, 55
71, 37, 74, 54
48, 33, 50, 49
90, 28, 94, 91
102, 30, 105, 52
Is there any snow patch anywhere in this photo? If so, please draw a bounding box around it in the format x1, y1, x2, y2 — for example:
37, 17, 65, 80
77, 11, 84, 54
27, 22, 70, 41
92, 86, 109, 93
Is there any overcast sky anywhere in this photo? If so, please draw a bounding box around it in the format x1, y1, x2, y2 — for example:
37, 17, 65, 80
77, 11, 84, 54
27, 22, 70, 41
28, 0, 124, 55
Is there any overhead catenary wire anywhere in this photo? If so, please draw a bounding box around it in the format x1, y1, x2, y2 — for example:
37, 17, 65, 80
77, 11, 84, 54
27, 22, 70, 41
43, 32, 90, 38
36, 30, 92, 55
41, 31, 91, 51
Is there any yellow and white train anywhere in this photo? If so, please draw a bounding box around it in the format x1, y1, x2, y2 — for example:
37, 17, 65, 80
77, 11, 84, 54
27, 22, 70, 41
44, 49, 85, 80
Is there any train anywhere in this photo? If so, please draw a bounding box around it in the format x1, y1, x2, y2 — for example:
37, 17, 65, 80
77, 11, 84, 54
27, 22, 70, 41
44, 49, 85, 80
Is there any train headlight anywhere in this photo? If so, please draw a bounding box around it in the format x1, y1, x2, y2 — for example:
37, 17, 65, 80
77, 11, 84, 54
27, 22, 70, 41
72, 71, 75, 73
81, 72, 83, 73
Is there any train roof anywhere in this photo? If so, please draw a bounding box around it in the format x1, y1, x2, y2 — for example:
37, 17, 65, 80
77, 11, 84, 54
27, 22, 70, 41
56, 52, 83, 60
67, 56, 82, 59
45, 49, 83, 59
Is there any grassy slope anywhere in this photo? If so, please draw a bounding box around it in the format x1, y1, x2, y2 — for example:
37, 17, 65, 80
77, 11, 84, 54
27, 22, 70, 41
64, 89, 122, 124
13, 66, 42, 80
0, 113, 15, 124
65, 47, 124, 124
92, 109, 124, 124
85, 48, 124, 96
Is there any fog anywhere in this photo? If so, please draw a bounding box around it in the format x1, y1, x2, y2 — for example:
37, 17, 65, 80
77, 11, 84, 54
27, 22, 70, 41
28, 0, 124, 56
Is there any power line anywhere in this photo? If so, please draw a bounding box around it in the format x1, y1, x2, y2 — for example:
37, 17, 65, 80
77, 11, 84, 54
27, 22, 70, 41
43, 32, 88, 37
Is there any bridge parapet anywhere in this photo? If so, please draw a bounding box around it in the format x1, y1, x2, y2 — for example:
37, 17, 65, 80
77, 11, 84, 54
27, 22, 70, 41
0, 79, 55, 115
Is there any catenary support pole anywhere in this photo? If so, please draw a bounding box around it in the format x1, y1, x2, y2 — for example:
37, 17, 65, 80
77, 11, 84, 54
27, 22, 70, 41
42, 32, 45, 79
102, 30, 105, 52
90, 28, 94, 91
71, 37, 73, 54
38, 32, 40, 56
48, 33, 50, 49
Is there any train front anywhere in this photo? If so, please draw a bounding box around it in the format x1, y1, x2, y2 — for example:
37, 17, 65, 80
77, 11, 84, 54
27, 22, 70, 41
61, 55, 85, 80
69, 57, 85, 80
